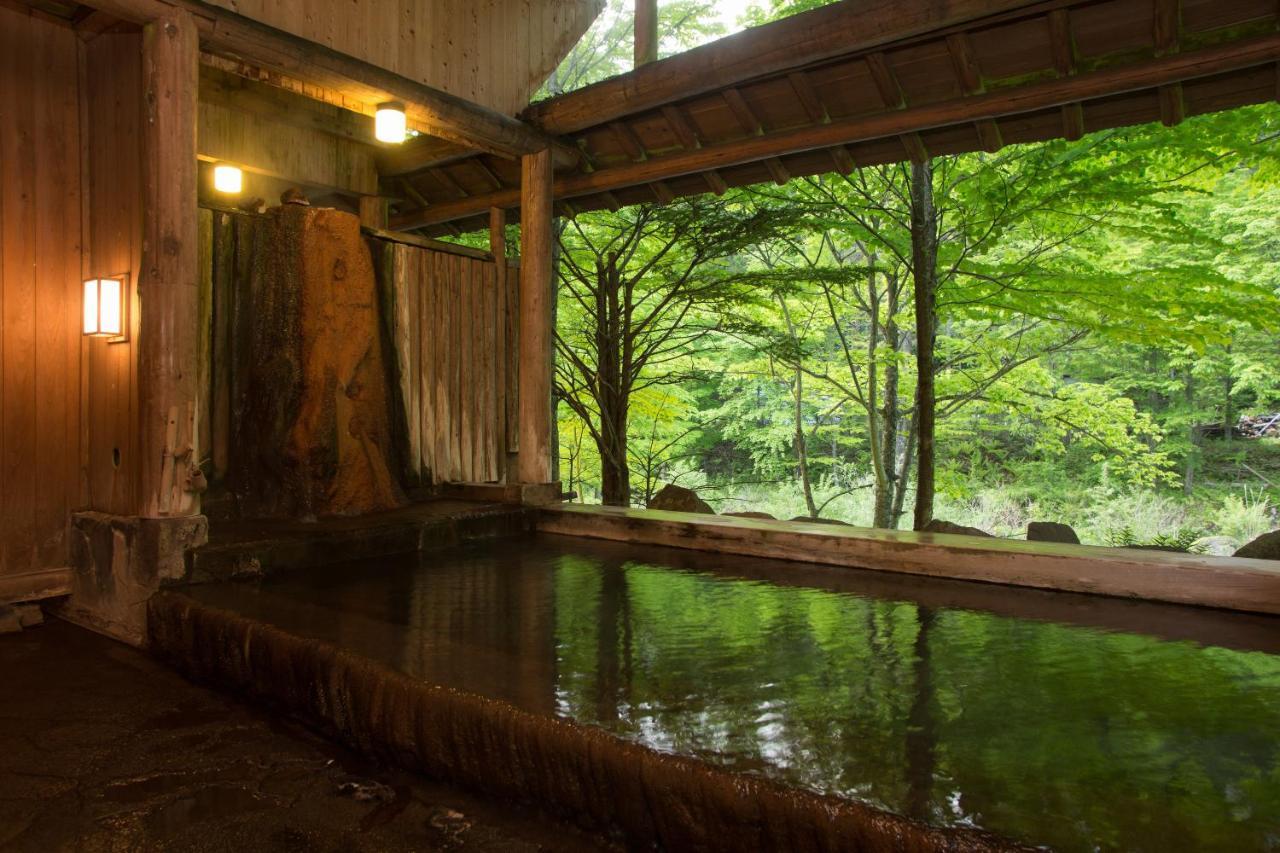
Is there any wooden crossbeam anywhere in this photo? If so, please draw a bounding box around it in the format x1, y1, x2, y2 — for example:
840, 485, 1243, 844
946, 32, 1003, 152
1047, 9, 1084, 141
788, 71, 829, 124
391, 31, 1280, 230
723, 88, 764, 136
703, 170, 728, 195
829, 145, 857, 174
523, 0, 1053, 134
611, 121, 649, 161
865, 51, 930, 162
765, 157, 791, 185
662, 105, 703, 149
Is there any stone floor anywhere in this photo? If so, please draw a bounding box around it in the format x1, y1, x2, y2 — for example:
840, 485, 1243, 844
0, 617, 615, 852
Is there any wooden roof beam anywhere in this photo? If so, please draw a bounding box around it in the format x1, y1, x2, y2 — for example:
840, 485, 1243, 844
946, 32, 1003, 153
1047, 8, 1084, 140
86, 0, 573, 161
522, 0, 1052, 134
391, 31, 1280, 229
865, 51, 930, 163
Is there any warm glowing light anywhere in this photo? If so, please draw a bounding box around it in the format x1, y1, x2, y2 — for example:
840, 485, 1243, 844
83, 277, 125, 338
375, 102, 407, 144
213, 163, 243, 194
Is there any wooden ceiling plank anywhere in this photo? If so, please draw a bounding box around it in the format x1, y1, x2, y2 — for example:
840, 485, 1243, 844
523, 0, 1052, 134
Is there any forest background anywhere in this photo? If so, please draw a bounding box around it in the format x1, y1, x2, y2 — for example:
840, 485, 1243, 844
462, 0, 1280, 553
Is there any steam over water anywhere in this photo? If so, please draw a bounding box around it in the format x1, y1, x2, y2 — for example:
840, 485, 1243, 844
187, 535, 1280, 851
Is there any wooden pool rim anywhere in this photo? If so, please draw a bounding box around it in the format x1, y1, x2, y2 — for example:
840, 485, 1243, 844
537, 505, 1280, 616
147, 590, 1027, 853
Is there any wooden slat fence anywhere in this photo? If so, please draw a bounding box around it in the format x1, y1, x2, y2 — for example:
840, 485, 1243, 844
378, 240, 518, 486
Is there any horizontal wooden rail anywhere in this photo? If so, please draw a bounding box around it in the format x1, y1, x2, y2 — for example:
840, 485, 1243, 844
537, 505, 1280, 616
0, 568, 73, 605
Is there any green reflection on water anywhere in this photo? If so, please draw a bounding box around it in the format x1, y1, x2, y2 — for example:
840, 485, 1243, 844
549, 556, 1280, 852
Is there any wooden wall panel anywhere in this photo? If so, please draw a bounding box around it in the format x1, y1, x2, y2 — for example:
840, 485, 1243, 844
83, 30, 144, 517
382, 241, 512, 485
200, 0, 602, 116
197, 98, 379, 196
0, 7, 83, 579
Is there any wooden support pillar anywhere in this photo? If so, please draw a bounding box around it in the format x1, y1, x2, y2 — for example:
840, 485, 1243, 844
138, 10, 201, 518
635, 0, 658, 68
518, 151, 554, 485
490, 207, 514, 481
359, 195, 390, 228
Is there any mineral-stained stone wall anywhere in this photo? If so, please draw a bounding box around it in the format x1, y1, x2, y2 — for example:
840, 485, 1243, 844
229, 204, 404, 518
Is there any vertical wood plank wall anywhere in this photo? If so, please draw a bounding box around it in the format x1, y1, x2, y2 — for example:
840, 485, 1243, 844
83, 31, 145, 517
198, 0, 602, 116
382, 242, 518, 486
0, 7, 83, 577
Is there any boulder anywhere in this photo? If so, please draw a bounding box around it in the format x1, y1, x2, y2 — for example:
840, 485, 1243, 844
922, 519, 993, 538
1235, 530, 1280, 560
724, 511, 776, 520
1027, 521, 1080, 545
647, 485, 714, 515
791, 516, 851, 526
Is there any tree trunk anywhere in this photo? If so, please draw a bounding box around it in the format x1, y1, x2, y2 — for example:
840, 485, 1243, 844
910, 159, 939, 532
794, 368, 818, 518
595, 255, 631, 506
874, 275, 901, 529
1183, 368, 1198, 496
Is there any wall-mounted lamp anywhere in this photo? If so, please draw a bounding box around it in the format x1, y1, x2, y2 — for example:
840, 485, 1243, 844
213, 163, 243, 194
375, 101, 407, 144
83, 275, 127, 340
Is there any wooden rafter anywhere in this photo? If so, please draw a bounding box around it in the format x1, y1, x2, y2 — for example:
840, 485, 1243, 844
391, 30, 1280, 230
522, 0, 1054, 134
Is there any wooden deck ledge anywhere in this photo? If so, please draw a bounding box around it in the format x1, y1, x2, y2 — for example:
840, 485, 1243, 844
537, 504, 1280, 616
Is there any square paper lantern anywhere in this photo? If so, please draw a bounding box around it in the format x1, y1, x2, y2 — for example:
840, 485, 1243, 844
83, 275, 126, 340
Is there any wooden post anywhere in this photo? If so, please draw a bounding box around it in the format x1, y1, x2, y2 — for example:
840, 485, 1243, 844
635, 0, 658, 68
138, 10, 200, 518
490, 207, 512, 481
518, 151, 554, 485
358, 195, 389, 228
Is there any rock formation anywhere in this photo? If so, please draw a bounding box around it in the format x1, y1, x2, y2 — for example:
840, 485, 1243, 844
648, 485, 714, 514
922, 519, 993, 538
1027, 521, 1080, 544
1235, 530, 1280, 560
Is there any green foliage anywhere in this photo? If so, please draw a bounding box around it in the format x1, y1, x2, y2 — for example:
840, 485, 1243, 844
545, 4, 1280, 539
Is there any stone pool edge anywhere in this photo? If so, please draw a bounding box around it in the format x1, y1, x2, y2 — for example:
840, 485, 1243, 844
537, 505, 1280, 616
147, 589, 1027, 853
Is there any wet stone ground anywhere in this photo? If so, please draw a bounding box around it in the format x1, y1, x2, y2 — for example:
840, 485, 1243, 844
0, 617, 615, 853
